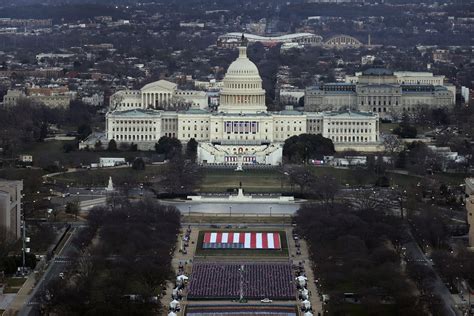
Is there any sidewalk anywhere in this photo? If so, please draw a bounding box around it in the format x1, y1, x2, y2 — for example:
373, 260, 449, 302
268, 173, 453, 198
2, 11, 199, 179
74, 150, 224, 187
3, 273, 37, 316
3, 225, 69, 316
160, 226, 198, 315
288, 227, 323, 316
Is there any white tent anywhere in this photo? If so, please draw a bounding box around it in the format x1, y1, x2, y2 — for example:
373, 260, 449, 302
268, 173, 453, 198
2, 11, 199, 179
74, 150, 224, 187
168, 313, 177, 316
172, 287, 180, 296
301, 299, 311, 309
300, 288, 309, 299
169, 299, 180, 309
296, 275, 307, 287
176, 275, 189, 284
304, 312, 313, 316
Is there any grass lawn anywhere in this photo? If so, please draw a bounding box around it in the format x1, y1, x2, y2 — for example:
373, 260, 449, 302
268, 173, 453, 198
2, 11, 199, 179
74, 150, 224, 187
3, 277, 27, 294
194, 230, 289, 257
200, 168, 289, 193
379, 123, 398, 134
380, 122, 433, 135
184, 215, 292, 224
200, 167, 466, 193
18, 140, 158, 169
52, 165, 166, 186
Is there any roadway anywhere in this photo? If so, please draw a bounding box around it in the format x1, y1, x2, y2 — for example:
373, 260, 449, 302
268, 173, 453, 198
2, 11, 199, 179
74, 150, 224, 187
402, 228, 460, 316
19, 226, 81, 316
342, 188, 463, 316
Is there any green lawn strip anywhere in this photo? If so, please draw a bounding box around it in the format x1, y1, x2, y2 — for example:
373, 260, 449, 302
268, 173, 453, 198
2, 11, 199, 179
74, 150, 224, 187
379, 123, 432, 135
194, 230, 289, 257
52, 165, 165, 186
18, 140, 160, 169
3, 277, 27, 293
379, 123, 399, 134
184, 216, 292, 224
200, 169, 289, 192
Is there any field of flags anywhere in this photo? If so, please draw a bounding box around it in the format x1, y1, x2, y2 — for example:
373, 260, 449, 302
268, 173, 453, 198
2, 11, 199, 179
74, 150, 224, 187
202, 232, 281, 250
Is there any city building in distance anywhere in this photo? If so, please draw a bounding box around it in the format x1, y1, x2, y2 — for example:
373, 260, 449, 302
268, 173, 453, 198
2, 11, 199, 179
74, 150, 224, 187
305, 69, 455, 120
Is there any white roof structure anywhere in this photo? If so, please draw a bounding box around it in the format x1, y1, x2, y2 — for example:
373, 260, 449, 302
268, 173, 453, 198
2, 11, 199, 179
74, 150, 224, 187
220, 32, 322, 44
302, 299, 311, 308
169, 299, 180, 309
301, 288, 309, 296
168, 312, 177, 316
296, 275, 308, 287
176, 275, 189, 284
304, 312, 314, 316
141, 79, 177, 92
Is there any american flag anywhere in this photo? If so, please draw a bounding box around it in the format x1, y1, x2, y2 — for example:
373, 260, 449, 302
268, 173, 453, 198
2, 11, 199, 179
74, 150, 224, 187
202, 232, 281, 249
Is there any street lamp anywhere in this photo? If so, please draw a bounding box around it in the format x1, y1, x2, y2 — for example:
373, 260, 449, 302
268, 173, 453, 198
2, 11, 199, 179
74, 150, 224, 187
270, 206, 272, 217
188, 206, 191, 216
229, 206, 232, 216
21, 216, 30, 276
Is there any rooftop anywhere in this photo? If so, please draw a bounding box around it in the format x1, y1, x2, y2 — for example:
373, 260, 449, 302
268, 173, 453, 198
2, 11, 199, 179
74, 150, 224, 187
222, 32, 320, 41
109, 108, 162, 117
361, 68, 394, 76
323, 110, 377, 118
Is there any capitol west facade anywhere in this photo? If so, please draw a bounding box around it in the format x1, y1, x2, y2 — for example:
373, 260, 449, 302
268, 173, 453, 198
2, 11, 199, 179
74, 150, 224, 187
106, 43, 381, 165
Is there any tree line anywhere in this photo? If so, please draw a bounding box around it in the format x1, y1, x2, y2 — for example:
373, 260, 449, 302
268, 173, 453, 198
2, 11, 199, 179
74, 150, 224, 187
41, 199, 181, 315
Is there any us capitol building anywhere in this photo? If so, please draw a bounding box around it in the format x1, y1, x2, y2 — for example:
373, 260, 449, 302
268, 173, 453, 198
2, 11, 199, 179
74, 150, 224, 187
106, 41, 381, 165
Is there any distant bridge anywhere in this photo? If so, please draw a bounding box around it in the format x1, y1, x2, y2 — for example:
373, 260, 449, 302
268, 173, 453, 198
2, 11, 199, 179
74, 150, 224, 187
324, 35, 363, 48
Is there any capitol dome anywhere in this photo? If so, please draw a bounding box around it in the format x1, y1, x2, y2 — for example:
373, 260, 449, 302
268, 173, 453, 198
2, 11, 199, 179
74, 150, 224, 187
226, 47, 260, 78
219, 43, 267, 114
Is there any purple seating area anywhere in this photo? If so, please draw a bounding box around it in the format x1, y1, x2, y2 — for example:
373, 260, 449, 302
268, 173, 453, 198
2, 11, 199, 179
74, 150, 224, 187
187, 262, 295, 300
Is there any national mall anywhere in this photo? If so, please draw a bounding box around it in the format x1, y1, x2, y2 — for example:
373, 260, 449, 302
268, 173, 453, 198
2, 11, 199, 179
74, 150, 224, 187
105, 41, 383, 165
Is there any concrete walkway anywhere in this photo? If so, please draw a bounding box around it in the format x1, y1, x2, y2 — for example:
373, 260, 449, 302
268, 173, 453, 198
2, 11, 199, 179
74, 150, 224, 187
2, 274, 37, 316
287, 227, 324, 316
160, 226, 198, 315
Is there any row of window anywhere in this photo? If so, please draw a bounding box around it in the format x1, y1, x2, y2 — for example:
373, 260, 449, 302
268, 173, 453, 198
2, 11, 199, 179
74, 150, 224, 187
227, 83, 260, 89
114, 134, 157, 141
112, 127, 158, 132
113, 120, 156, 125
183, 120, 209, 124
329, 128, 372, 134
276, 126, 303, 132
182, 134, 209, 139
328, 121, 372, 126
363, 100, 399, 106
183, 126, 209, 131
331, 135, 373, 143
